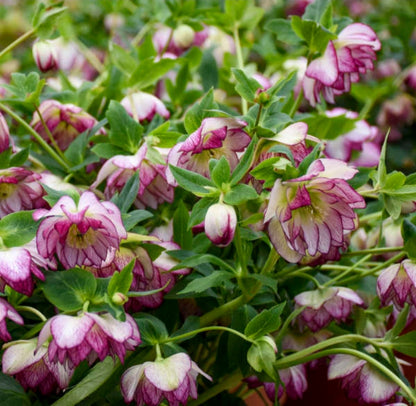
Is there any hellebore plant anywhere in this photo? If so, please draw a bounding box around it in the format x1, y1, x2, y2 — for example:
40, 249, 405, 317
4, 1, 416, 406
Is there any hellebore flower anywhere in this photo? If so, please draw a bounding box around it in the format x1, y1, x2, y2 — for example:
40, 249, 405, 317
0, 112, 10, 153
0, 298, 23, 341
3, 339, 74, 395
31, 100, 101, 151
121, 91, 170, 122
264, 159, 365, 263
295, 287, 364, 331
121, 352, 212, 406
328, 351, 399, 404
377, 259, 416, 309
204, 203, 237, 247
167, 117, 250, 185
33, 191, 127, 269
303, 23, 381, 106
324, 108, 381, 167
92, 143, 174, 209
0, 167, 45, 218
32, 39, 59, 72
0, 246, 45, 296
37, 312, 141, 368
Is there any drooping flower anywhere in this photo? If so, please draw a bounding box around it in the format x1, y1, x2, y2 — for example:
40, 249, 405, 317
33, 191, 127, 269
294, 287, 364, 331
0, 298, 23, 341
3, 338, 74, 395
92, 143, 174, 209
0, 167, 46, 218
32, 39, 59, 72
121, 352, 211, 406
377, 259, 416, 309
328, 351, 400, 404
37, 312, 141, 368
30, 100, 102, 151
0, 246, 45, 296
167, 117, 250, 185
121, 92, 170, 123
265, 159, 365, 263
0, 112, 10, 153
324, 108, 381, 167
204, 202, 237, 247
303, 23, 381, 106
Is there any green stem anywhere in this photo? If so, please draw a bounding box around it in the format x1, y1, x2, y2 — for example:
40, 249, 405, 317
289, 87, 303, 117
358, 211, 382, 224
234, 225, 248, 277
253, 104, 263, 129
15, 306, 47, 322
132, 23, 152, 47
322, 254, 372, 287
0, 103, 70, 171
274, 334, 384, 369
188, 370, 244, 406
162, 326, 253, 345
199, 295, 248, 327
233, 24, 247, 115
260, 249, 279, 275
294, 272, 322, 287
0, 28, 35, 60
342, 246, 403, 257
75, 39, 105, 74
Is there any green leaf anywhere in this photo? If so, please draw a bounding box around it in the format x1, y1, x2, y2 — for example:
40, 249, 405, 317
135, 314, 169, 345
232, 68, 261, 103
41, 269, 97, 312
106, 101, 143, 153
109, 42, 137, 76
173, 201, 193, 250
198, 51, 219, 92
184, 89, 218, 134
301, 112, 357, 140
297, 142, 322, 176
172, 253, 236, 274
91, 143, 126, 159
231, 136, 257, 186
375, 132, 389, 189
5, 72, 45, 105
291, 16, 337, 53
385, 304, 409, 341
245, 303, 285, 339
211, 156, 231, 187
0, 373, 30, 406
224, 184, 258, 205
392, 330, 416, 358
111, 172, 140, 213
51, 357, 117, 406
9, 148, 29, 167
169, 165, 215, 196
41, 184, 79, 207
265, 19, 302, 46
402, 219, 416, 260
188, 197, 217, 228
178, 270, 234, 294
247, 338, 277, 379
0, 211, 39, 247
129, 58, 177, 89
121, 210, 153, 231
303, 0, 333, 26
108, 260, 134, 298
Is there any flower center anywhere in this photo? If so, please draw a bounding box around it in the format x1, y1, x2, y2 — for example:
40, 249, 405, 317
66, 224, 97, 249
0, 183, 16, 199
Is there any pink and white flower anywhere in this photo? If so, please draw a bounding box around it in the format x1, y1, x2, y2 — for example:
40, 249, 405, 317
37, 312, 141, 368
303, 23, 381, 106
32, 39, 59, 72
121, 92, 170, 123
0, 246, 45, 296
167, 117, 250, 185
324, 108, 381, 167
328, 351, 399, 404
0, 298, 23, 341
33, 191, 127, 269
3, 338, 74, 395
265, 159, 365, 263
204, 203, 237, 247
0, 167, 45, 218
92, 144, 174, 209
31, 100, 102, 151
295, 287, 364, 331
121, 352, 211, 406
377, 259, 416, 309
0, 112, 10, 153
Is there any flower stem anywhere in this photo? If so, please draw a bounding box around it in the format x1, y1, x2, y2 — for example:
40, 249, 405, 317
233, 24, 248, 115
0, 103, 70, 171
289, 87, 303, 117
260, 248, 279, 275
342, 246, 403, 257
162, 326, 253, 345
15, 305, 47, 322
0, 28, 35, 60
188, 369, 244, 406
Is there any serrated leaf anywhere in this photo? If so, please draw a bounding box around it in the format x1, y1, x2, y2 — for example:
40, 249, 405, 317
121, 210, 153, 231
265, 19, 302, 46
245, 303, 285, 339
178, 270, 234, 294
232, 68, 261, 103
135, 314, 169, 345
108, 260, 134, 297
188, 197, 217, 228
169, 165, 215, 195
224, 184, 258, 205
303, 0, 333, 25
109, 42, 137, 76
129, 58, 177, 89
392, 330, 416, 358
0, 373, 30, 406
385, 304, 409, 341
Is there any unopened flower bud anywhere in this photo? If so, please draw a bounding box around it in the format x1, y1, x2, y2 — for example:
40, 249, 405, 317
204, 203, 237, 247
112, 292, 128, 305
173, 24, 195, 48
32, 39, 59, 72
254, 89, 271, 105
